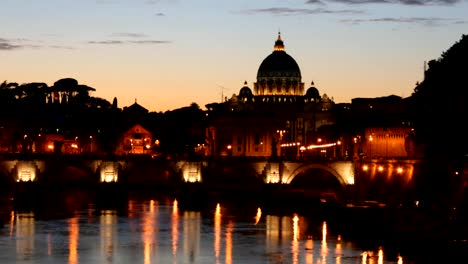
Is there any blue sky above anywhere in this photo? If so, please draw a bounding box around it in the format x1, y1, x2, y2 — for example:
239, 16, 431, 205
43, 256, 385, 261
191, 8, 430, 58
1, 0, 467, 111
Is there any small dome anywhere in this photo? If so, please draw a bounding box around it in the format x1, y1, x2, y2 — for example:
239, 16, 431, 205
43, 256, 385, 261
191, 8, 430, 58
305, 82, 320, 99
239, 81, 253, 98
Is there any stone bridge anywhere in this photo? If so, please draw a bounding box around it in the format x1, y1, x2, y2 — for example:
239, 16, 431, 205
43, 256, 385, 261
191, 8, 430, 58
175, 159, 355, 186
0, 155, 355, 188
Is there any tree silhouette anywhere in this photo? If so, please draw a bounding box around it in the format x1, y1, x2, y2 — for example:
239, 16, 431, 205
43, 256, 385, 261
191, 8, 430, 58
0, 81, 18, 107
411, 34, 468, 208
412, 34, 468, 161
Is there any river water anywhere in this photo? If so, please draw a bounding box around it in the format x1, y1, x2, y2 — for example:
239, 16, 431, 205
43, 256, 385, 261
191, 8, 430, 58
0, 187, 466, 264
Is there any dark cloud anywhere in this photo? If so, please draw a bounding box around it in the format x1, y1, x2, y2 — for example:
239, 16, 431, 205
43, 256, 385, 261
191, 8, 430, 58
0, 38, 31, 50
306, 0, 461, 5
111, 32, 149, 38
0, 42, 21, 50
1, 37, 72, 50
129, 40, 171, 44
48, 45, 75, 50
305, 0, 325, 3
239, 7, 365, 15
155, 12, 165, 16
88, 39, 171, 44
88, 40, 124, 44
339, 17, 464, 26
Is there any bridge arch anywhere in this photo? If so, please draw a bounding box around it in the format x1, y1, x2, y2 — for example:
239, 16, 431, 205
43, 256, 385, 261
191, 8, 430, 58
282, 163, 353, 186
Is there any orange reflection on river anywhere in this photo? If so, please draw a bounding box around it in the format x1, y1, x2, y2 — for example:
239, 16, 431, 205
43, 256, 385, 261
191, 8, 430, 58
68, 216, 79, 264
142, 200, 158, 264
214, 203, 222, 264
172, 199, 179, 262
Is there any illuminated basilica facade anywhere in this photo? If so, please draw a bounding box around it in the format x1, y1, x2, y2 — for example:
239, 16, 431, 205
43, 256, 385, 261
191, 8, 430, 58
206, 33, 336, 158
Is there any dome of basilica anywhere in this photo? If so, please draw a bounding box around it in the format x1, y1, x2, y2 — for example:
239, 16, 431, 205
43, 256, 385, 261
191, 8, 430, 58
257, 34, 301, 82
254, 33, 304, 96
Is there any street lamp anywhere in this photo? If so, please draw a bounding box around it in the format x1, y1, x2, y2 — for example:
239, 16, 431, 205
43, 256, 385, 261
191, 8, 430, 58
369, 135, 373, 159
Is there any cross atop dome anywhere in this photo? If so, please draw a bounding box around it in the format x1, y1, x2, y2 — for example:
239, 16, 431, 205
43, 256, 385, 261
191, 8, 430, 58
274, 32, 285, 51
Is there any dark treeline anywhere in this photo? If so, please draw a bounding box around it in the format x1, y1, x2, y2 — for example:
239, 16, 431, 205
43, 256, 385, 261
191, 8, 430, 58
0, 78, 206, 156
411, 34, 468, 211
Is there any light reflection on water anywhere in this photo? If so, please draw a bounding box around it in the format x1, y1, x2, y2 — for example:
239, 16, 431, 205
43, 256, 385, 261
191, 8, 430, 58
0, 193, 411, 264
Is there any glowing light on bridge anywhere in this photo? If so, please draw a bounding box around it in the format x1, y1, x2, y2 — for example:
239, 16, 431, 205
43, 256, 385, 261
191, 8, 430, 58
182, 162, 202, 183
100, 162, 118, 183
361, 162, 414, 184
266, 163, 281, 183
16, 162, 37, 182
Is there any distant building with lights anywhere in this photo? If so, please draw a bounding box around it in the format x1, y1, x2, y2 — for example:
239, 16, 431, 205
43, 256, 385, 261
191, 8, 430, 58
206, 33, 338, 159
346, 96, 415, 159
115, 124, 153, 155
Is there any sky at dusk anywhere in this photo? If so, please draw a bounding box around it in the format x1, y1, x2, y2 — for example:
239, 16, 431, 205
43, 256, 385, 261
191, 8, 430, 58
1, 0, 467, 112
